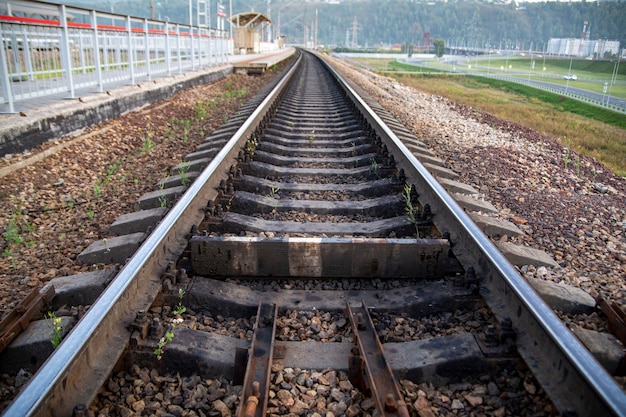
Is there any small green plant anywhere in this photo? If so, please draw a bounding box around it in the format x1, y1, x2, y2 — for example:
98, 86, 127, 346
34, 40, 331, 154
370, 160, 380, 178
403, 183, 420, 238
93, 181, 103, 198
46, 312, 63, 348
269, 185, 280, 218
154, 289, 186, 360
573, 153, 582, 178
269, 184, 280, 199
3, 248, 16, 268
173, 289, 187, 315
142, 137, 156, 153
562, 136, 571, 168
158, 183, 168, 208
222, 87, 247, 99
87, 210, 95, 220
194, 100, 209, 121
563, 148, 571, 168
140, 116, 157, 152
307, 130, 316, 143
2, 200, 36, 250
2, 221, 24, 246
105, 160, 120, 184
178, 161, 191, 186
245, 140, 256, 157
173, 118, 192, 143
194, 101, 209, 136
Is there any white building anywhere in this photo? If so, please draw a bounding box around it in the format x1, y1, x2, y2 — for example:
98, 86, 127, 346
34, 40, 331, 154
595, 40, 620, 59
547, 38, 620, 58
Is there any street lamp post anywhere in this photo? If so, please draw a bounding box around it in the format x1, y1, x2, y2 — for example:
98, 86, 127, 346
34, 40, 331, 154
565, 54, 573, 93
542, 41, 547, 78
605, 52, 621, 106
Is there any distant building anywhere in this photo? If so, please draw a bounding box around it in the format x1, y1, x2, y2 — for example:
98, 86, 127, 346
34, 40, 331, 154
595, 40, 620, 59
547, 38, 620, 58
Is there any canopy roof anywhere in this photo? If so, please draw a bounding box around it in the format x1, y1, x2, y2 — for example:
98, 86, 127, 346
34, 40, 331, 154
229, 12, 271, 29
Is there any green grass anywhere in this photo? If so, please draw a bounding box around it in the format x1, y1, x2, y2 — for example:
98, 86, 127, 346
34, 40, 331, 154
469, 76, 626, 130
489, 57, 626, 77
356, 61, 625, 176
404, 73, 626, 176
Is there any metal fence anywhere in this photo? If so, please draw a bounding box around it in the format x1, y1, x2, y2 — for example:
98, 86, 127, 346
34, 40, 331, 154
0, 0, 229, 113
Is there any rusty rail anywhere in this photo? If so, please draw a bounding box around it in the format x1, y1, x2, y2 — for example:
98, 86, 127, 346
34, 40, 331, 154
0, 287, 54, 353
596, 295, 626, 374
237, 300, 278, 417
346, 301, 409, 417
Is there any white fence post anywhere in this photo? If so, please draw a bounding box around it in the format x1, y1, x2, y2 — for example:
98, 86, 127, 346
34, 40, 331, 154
144, 18, 151, 80
127, 16, 135, 84
165, 21, 172, 76
0, 24, 15, 113
59, 4, 75, 98
91, 10, 104, 92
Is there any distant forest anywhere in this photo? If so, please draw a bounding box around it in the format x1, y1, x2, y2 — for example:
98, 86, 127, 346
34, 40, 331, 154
261, 0, 626, 50
59, 0, 626, 50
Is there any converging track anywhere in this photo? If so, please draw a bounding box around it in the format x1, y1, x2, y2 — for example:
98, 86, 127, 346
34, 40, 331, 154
3, 51, 625, 417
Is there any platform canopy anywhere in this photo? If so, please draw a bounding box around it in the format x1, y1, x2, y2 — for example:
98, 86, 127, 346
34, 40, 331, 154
229, 11, 271, 54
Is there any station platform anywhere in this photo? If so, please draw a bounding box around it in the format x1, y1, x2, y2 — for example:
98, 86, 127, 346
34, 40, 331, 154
233, 48, 295, 75
0, 48, 295, 157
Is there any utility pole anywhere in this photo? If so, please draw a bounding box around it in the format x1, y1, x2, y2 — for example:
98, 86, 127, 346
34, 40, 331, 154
267, 0, 271, 42
351, 16, 358, 49
314, 9, 318, 48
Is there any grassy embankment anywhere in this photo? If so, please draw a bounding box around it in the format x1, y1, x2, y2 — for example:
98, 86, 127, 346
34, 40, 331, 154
358, 58, 626, 177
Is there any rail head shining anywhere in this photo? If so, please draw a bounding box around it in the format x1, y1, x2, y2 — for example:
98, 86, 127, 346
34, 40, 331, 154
3, 52, 302, 417
317, 51, 625, 417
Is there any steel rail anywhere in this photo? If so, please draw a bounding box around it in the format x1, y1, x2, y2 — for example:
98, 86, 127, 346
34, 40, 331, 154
318, 52, 626, 416
2, 51, 302, 417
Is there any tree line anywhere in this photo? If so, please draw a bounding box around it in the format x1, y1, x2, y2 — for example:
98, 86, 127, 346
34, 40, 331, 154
63, 0, 626, 52
261, 0, 626, 51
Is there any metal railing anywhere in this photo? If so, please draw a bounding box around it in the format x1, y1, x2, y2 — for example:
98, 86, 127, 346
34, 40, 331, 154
0, 0, 229, 113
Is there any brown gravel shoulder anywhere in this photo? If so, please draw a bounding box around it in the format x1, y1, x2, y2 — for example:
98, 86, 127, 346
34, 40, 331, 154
0, 69, 282, 321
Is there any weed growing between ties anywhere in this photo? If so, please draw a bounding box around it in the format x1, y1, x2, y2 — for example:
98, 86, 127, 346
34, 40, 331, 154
46, 312, 63, 348
158, 182, 168, 208
178, 161, 191, 187
154, 289, 187, 360
403, 183, 420, 238
269, 184, 280, 218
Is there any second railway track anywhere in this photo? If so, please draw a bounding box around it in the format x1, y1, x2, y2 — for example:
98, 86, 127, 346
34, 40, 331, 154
2, 50, 625, 416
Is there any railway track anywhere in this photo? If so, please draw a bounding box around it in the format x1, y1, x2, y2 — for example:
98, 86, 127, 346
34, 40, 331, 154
2, 50, 625, 416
